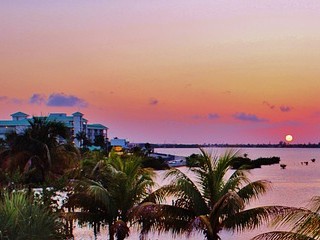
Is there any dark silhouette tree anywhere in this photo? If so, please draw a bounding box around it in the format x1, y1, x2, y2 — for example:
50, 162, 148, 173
94, 134, 106, 148
65, 154, 155, 240
75, 131, 89, 148
3, 117, 79, 183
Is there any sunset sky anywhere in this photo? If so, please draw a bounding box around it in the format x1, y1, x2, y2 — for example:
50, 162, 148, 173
1, 1, 320, 144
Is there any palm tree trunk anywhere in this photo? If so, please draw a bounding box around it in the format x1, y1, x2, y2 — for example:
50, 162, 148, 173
109, 221, 115, 240
43, 143, 51, 169
29, 136, 52, 170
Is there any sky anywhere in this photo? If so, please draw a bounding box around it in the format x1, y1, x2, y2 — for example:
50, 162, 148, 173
1, 0, 320, 144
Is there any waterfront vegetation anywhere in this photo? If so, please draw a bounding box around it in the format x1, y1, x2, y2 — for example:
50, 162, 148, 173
186, 153, 281, 169
0, 120, 319, 239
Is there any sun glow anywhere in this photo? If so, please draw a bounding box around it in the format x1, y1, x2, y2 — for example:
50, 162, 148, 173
285, 134, 293, 142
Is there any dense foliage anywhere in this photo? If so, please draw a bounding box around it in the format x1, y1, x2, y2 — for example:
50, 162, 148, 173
0, 191, 64, 240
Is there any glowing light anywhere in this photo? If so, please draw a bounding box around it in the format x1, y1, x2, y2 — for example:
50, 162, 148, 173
285, 134, 293, 142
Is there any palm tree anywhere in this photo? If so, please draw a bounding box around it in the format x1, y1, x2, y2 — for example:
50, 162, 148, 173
4, 117, 79, 184
252, 196, 320, 240
26, 116, 71, 169
65, 154, 155, 240
129, 149, 282, 240
75, 131, 88, 148
0, 191, 65, 239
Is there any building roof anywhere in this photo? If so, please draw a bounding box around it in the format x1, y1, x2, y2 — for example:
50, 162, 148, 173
72, 112, 84, 117
0, 119, 30, 126
48, 113, 67, 117
87, 123, 108, 130
10, 112, 29, 117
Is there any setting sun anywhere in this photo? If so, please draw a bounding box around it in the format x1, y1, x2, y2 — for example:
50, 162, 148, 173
285, 134, 293, 142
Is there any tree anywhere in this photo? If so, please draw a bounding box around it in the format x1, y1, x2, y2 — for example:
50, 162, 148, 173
3, 117, 79, 183
94, 134, 106, 148
252, 196, 320, 240
75, 131, 88, 148
129, 149, 281, 240
0, 191, 65, 239
65, 154, 155, 240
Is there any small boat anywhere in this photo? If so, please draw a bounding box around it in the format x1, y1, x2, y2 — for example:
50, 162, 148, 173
311, 158, 316, 163
168, 159, 186, 167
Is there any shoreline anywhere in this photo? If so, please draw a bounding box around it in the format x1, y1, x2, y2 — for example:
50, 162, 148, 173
138, 143, 320, 149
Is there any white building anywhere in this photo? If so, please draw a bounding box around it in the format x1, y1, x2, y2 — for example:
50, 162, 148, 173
0, 111, 108, 147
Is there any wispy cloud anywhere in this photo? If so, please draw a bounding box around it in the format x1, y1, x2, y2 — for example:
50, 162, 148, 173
263, 101, 275, 110
0, 96, 23, 104
233, 112, 267, 122
190, 113, 221, 121
29, 93, 46, 105
263, 101, 293, 113
0, 96, 8, 101
0, 93, 89, 108
11, 98, 23, 104
46, 93, 88, 107
149, 98, 159, 106
279, 105, 292, 112
208, 113, 220, 120
191, 114, 202, 120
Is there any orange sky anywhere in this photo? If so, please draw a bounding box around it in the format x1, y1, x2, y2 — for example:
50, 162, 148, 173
1, 1, 320, 143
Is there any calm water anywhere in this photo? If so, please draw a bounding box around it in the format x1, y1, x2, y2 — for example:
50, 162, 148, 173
74, 148, 320, 240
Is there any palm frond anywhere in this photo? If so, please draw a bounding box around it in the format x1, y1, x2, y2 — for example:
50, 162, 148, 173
210, 191, 245, 224
223, 205, 292, 232
0, 191, 64, 239
219, 169, 248, 198
194, 149, 240, 205
86, 180, 112, 209
69, 179, 113, 212
271, 206, 320, 238
237, 180, 271, 204
187, 215, 213, 237
308, 196, 320, 213
164, 168, 209, 214
141, 187, 170, 203
129, 202, 194, 236
251, 231, 315, 240
251, 196, 320, 240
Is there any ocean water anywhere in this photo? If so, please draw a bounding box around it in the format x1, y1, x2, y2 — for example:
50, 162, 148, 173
73, 148, 320, 240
